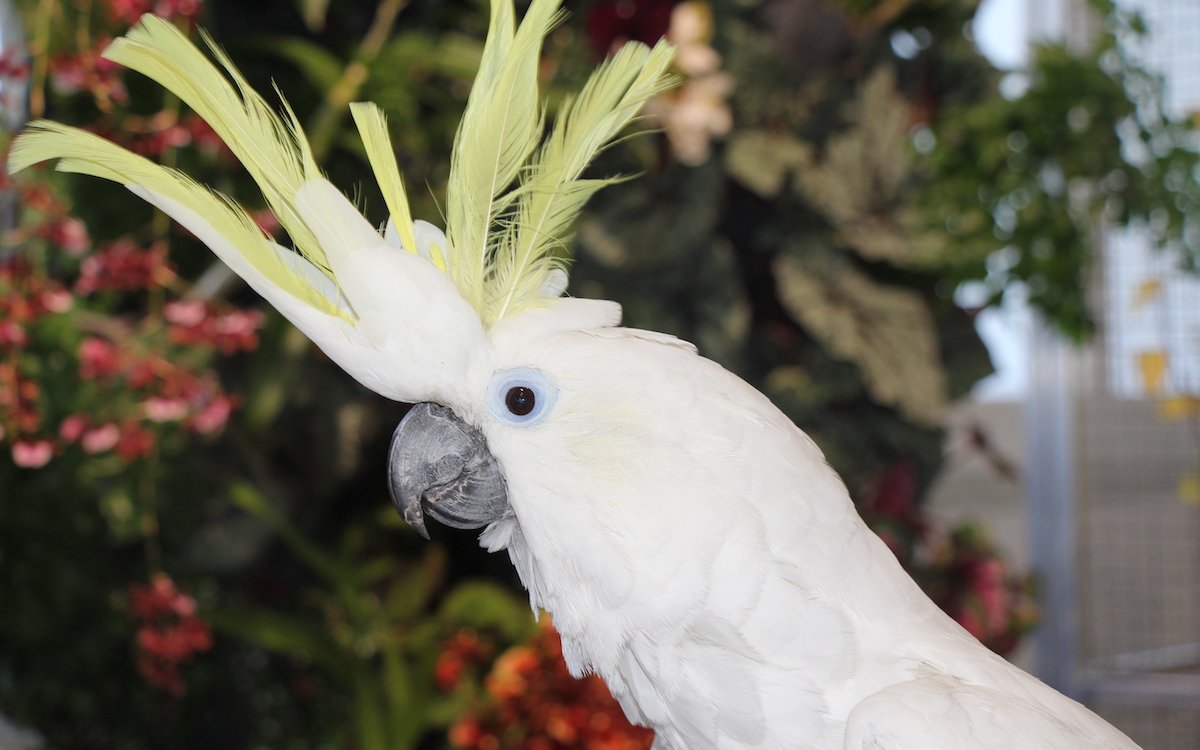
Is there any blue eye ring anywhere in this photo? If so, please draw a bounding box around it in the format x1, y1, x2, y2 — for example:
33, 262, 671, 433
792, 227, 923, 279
487, 367, 557, 426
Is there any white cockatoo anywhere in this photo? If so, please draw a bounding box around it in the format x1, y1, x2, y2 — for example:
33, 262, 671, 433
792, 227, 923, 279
11, 6, 1141, 749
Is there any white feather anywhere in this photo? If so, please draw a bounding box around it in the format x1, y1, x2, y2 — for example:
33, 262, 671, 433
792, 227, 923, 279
462, 304, 1142, 750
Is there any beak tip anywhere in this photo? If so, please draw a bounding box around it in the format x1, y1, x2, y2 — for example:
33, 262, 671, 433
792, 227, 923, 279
401, 501, 431, 540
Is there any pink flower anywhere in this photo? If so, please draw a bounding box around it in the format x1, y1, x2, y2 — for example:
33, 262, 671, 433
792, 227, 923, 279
108, 0, 202, 24
116, 421, 155, 461
0, 50, 28, 79
0, 320, 26, 347
59, 414, 87, 442
12, 438, 53, 468
125, 358, 162, 390
183, 113, 228, 157
11, 377, 41, 433
106, 0, 149, 23
163, 299, 207, 327
81, 423, 120, 454
79, 337, 120, 379
48, 56, 87, 94
47, 217, 90, 256
94, 53, 123, 78
157, 0, 203, 21
251, 210, 280, 236
144, 397, 189, 422
190, 394, 234, 434
19, 184, 60, 213
38, 287, 73, 313
129, 124, 193, 157
128, 572, 212, 697
76, 240, 171, 295
48, 43, 128, 103
166, 301, 263, 353
972, 559, 1011, 635
209, 309, 264, 354
129, 573, 187, 619
957, 609, 984, 641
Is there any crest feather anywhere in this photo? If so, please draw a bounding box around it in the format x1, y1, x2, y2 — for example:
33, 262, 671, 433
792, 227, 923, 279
9, 121, 348, 319
487, 39, 677, 322
9, 5, 677, 329
103, 14, 328, 270
349, 102, 423, 265
445, 0, 559, 314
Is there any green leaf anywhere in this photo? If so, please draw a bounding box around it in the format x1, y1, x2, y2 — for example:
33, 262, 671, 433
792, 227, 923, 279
210, 607, 350, 677
227, 481, 358, 586
294, 0, 332, 32
725, 130, 811, 198
354, 669, 390, 750
98, 487, 141, 541
257, 36, 344, 92
774, 253, 948, 426
791, 67, 942, 268
382, 642, 424, 747
383, 550, 443, 620
438, 581, 535, 641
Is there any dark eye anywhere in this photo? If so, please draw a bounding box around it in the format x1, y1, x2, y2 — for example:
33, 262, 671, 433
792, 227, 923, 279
505, 386, 536, 416
488, 368, 557, 426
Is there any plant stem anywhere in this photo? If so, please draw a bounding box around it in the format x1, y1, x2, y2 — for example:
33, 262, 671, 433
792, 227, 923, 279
27, 0, 54, 119
306, 0, 407, 160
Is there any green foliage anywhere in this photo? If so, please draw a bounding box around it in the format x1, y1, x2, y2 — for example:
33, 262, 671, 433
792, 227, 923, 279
922, 0, 1200, 339
576, 0, 993, 498
217, 486, 535, 750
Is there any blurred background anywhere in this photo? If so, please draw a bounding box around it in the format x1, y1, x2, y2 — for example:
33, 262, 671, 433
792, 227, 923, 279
0, 0, 1198, 747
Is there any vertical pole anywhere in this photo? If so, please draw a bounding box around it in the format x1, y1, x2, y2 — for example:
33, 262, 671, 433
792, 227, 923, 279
1026, 320, 1080, 695
0, 0, 27, 258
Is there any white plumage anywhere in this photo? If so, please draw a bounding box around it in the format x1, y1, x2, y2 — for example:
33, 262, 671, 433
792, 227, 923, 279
467, 314, 1140, 749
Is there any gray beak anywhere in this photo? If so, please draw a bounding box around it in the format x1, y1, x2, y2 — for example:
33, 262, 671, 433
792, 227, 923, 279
387, 403, 511, 539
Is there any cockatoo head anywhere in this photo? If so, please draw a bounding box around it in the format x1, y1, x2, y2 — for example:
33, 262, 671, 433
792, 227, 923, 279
385, 294, 620, 541
391, 293, 731, 670
10, 2, 677, 632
